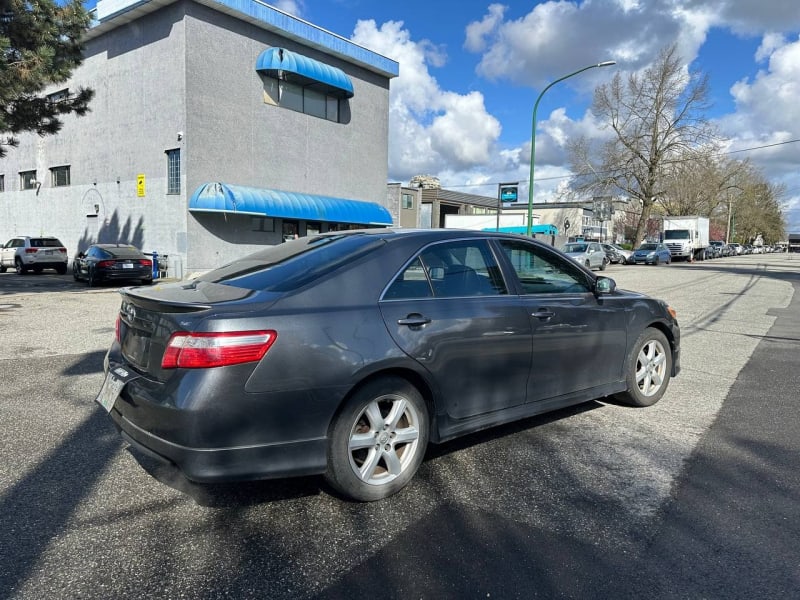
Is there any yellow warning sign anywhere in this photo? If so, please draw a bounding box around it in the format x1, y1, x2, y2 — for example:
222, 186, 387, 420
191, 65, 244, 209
137, 174, 146, 197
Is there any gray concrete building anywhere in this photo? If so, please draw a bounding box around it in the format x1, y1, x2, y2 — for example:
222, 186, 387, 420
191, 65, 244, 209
0, 0, 398, 275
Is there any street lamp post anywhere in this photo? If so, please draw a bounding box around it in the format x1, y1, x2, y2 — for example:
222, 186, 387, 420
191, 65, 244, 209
526, 61, 616, 237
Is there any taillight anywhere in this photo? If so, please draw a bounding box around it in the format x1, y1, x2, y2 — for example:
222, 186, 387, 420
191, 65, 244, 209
139, 259, 152, 267
161, 330, 277, 369
97, 260, 115, 268
25, 248, 37, 254
58, 247, 67, 253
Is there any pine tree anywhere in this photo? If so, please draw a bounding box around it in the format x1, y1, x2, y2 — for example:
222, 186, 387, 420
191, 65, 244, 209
0, 0, 94, 157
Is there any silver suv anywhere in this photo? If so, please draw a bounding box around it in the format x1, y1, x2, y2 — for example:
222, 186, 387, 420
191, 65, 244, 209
0, 236, 69, 275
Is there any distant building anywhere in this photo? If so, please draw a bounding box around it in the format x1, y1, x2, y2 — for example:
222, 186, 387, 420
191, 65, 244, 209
0, 0, 398, 274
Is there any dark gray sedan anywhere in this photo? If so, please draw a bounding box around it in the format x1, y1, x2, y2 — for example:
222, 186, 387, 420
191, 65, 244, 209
96, 229, 680, 501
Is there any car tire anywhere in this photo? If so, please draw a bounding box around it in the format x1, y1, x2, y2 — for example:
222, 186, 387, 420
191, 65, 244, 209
600, 258, 608, 271
615, 327, 672, 407
15, 258, 27, 275
585, 260, 591, 269
87, 267, 96, 287
0, 265, 6, 273
325, 376, 429, 502
654, 257, 660, 266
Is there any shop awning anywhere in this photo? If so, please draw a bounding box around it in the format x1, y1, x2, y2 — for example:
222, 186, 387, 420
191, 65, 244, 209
255, 47, 354, 98
189, 183, 392, 226
483, 225, 559, 235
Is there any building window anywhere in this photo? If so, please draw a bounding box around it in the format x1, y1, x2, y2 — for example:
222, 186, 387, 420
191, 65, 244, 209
47, 88, 70, 103
20, 170, 37, 190
50, 165, 70, 187
402, 193, 414, 209
0, 175, 4, 192
166, 149, 180, 194
262, 77, 342, 123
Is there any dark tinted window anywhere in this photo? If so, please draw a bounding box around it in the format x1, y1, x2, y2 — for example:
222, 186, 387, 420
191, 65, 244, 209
30, 238, 63, 247
384, 240, 507, 299
106, 246, 144, 259
196, 233, 385, 292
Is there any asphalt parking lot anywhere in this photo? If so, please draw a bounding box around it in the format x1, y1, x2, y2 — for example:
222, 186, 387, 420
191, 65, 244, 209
1, 254, 799, 599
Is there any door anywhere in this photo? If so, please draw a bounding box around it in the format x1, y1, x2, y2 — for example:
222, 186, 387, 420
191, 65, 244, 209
496, 239, 628, 402
380, 239, 533, 420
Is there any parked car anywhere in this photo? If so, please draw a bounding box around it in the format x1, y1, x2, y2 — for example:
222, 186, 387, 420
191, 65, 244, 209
0, 236, 69, 275
73, 244, 153, 286
601, 243, 632, 265
96, 229, 681, 501
707, 241, 725, 259
728, 243, 743, 255
561, 241, 608, 271
631, 242, 672, 265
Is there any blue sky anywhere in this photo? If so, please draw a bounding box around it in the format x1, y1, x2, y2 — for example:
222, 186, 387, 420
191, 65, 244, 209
268, 0, 799, 232
79, 0, 800, 231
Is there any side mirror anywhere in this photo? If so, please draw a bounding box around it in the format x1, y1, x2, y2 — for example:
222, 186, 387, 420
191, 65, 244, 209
595, 277, 616, 295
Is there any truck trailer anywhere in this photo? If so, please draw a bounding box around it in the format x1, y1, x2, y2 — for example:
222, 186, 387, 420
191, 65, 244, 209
662, 216, 710, 261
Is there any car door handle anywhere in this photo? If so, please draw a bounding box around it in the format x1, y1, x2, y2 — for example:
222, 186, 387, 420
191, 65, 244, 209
531, 309, 555, 320
397, 314, 432, 327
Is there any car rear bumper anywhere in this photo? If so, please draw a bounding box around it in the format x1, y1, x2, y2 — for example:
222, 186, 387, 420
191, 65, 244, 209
110, 406, 328, 482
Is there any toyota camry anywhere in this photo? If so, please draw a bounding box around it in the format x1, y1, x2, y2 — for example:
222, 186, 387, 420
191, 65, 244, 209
96, 229, 680, 501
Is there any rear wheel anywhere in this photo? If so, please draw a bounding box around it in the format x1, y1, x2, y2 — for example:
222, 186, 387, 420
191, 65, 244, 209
615, 327, 672, 407
653, 256, 660, 266
600, 257, 608, 271
326, 377, 429, 501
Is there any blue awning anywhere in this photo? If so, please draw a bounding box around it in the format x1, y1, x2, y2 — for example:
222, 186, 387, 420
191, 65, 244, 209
255, 47, 354, 99
189, 183, 392, 226
483, 225, 559, 235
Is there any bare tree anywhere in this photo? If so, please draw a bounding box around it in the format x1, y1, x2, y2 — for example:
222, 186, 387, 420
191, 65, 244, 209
569, 44, 720, 244
659, 155, 745, 217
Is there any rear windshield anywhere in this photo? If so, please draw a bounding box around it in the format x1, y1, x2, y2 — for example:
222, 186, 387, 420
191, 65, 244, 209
563, 244, 587, 253
195, 233, 385, 292
30, 238, 63, 247
106, 246, 143, 259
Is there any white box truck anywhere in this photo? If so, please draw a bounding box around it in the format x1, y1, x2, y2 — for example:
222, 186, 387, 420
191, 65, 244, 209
662, 216, 710, 261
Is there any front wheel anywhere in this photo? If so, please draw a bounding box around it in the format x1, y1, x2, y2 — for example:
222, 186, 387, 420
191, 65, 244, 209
326, 377, 429, 501
600, 258, 608, 271
15, 258, 27, 275
615, 327, 672, 407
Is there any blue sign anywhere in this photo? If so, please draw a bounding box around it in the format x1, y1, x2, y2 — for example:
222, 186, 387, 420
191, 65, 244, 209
500, 186, 518, 202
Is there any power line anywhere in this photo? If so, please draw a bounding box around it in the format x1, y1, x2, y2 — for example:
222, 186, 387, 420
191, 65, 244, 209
439, 138, 800, 190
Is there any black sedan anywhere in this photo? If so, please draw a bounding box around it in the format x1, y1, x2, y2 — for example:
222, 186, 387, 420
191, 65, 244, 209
96, 229, 680, 501
73, 244, 153, 286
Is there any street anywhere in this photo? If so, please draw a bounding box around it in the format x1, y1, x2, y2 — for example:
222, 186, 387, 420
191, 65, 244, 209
1, 254, 799, 599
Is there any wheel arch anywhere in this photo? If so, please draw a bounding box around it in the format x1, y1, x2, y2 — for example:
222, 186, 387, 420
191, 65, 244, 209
642, 320, 679, 377
327, 367, 438, 441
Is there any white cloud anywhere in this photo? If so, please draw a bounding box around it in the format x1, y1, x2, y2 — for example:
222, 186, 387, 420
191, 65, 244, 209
351, 20, 501, 183
271, 0, 304, 17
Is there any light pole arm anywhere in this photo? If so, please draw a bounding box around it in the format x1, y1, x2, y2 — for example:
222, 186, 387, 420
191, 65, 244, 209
526, 61, 615, 237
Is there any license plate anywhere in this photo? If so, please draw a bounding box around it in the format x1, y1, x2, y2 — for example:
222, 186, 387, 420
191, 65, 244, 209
95, 366, 133, 412
123, 263, 133, 269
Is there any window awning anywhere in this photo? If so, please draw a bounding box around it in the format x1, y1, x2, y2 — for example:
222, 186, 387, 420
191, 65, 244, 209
255, 47, 354, 98
189, 183, 392, 226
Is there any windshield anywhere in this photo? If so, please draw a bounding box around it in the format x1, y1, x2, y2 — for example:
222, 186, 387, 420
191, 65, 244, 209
664, 230, 690, 240
563, 243, 587, 253
195, 233, 385, 292
638, 244, 659, 251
